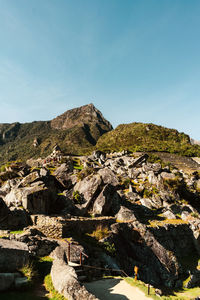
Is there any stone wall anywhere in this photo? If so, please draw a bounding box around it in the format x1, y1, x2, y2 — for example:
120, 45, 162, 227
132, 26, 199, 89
31, 215, 63, 238
31, 215, 116, 239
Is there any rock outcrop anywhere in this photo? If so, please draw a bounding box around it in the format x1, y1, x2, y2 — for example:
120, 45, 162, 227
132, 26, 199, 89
51, 259, 98, 300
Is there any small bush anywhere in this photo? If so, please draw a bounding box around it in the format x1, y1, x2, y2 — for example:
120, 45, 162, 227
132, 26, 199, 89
88, 225, 110, 241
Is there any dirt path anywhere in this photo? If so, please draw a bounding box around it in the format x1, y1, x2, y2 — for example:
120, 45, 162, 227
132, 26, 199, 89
85, 278, 150, 300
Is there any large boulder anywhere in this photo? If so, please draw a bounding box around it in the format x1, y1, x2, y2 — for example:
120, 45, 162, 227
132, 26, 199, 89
116, 206, 137, 222
74, 174, 102, 209
16, 228, 58, 256
54, 162, 74, 188
5, 182, 58, 214
0, 239, 29, 272
0, 179, 21, 198
51, 259, 97, 300
98, 168, 119, 186
140, 198, 157, 209
92, 184, 120, 216
18, 171, 40, 188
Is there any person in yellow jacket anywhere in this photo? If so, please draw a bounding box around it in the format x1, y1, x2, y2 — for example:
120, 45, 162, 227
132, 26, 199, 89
134, 266, 139, 281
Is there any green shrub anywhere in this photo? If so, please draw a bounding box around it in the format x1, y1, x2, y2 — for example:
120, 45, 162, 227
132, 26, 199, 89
19, 262, 37, 282
102, 241, 116, 257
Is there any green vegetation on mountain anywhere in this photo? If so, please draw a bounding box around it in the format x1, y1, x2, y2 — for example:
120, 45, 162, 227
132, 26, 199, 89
96, 122, 200, 157
0, 105, 200, 166
0, 104, 112, 165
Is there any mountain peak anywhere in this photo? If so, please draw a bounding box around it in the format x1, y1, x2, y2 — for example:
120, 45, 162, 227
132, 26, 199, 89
51, 103, 113, 131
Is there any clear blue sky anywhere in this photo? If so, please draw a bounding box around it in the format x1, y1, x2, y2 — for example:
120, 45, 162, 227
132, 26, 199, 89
0, 0, 199, 139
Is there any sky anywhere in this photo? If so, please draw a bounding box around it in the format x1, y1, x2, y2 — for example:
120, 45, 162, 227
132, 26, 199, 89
0, 0, 200, 140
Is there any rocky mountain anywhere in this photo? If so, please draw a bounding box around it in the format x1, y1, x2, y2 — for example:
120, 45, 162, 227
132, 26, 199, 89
0, 104, 112, 165
96, 122, 200, 157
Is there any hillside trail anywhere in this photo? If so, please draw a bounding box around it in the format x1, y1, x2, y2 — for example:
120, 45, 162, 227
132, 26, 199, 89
85, 278, 150, 300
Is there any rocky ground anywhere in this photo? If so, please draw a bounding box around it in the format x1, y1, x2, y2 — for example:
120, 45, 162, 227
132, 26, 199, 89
1, 147, 200, 298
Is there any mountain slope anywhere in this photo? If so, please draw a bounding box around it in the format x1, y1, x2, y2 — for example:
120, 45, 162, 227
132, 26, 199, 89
0, 104, 112, 164
96, 122, 200, 157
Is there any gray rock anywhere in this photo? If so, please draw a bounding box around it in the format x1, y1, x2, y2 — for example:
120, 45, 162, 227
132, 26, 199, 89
5, 188, 25, 207
147, 171, 158, 185
40, 167, 50, 177
18, 171, 40, 188
98, 168, 119, 186
116, 166, 127, 175
5, 182, 57, 214
0, 239, 29, 272
74, 174, 102, 209
181, 211, 190, 220
125, 192, 140, 202
116, 206, 137, 222
51, 259, 98, 300
160, 172, 176, 181
17, 230, 58, 256
140, 198, 155, 209
0, 179, 21, 197
92, 150, 106, 161
93, 184, 120, 216
54, 162, 73, 176
162, 210, 176, 219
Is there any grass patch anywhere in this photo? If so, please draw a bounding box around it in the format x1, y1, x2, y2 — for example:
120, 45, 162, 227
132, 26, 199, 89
10, 230, 24, 235
73, 158, 83, 170
125, 277, 200, 299
125, 277, 160, 299
148, 219, 188, 227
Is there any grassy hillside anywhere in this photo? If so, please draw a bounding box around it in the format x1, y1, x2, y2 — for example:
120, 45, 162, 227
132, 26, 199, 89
96, 122, 200, 157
